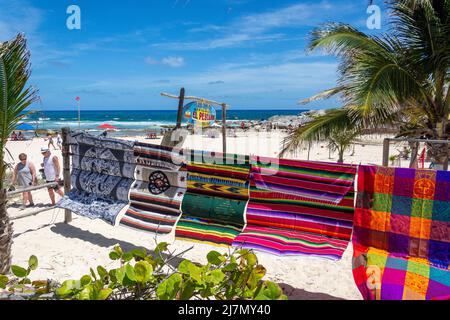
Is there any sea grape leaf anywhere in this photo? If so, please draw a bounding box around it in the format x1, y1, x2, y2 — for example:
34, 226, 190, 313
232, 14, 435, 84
180, 279, 196, 300
132, 248, 146, 259
222, 263, 238, 272
97, 288, 113, 300
207, 251, 225, 265
28, 255, 38, 271
122, 252, 134, 262
97, 266, 108, 279
80, 275, 92, 286
248, 265, 266, 289
109, 252, 120, 261
155, 242, 169, 256
209, 269, 225, 285
114, 267, 126, 285
11, 265, 27, 278
157, 273, 182, 300
178, 260, 203, 284
56, 280, 79, 297
134, 261, 153, 283
0, 275, 8, 289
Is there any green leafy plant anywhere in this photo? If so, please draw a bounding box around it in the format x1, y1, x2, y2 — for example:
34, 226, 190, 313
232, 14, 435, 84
0, 243, 287, 300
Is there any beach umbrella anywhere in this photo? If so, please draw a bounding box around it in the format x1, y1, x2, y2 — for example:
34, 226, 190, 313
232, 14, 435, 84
16, 123, 34, 131
97, 123, 117, 130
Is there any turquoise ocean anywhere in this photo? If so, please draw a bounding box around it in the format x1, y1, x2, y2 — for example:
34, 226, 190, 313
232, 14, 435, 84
24, 109, 307, 131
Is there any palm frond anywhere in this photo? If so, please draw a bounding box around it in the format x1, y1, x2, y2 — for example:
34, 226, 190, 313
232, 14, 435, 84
299, 0, 450, 144
0, 34, 39, 189
280, 108, 355, 157
298, 86, 346, 105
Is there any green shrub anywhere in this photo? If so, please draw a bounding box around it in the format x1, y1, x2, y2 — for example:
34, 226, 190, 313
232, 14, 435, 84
0, 243, 287, 300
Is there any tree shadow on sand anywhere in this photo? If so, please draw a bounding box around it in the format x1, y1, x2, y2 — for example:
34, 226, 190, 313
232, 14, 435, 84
49, 223, 185, 268
279, 283, 346, 300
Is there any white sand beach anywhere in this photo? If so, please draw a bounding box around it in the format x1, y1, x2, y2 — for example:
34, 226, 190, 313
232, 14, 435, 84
5, 130, 399, 300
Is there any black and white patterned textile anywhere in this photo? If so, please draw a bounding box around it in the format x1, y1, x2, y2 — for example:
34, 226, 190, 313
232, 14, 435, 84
57, 131, 136, 225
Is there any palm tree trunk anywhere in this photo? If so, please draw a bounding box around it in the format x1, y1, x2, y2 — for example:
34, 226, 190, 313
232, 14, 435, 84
338, 148, 344, 164
0, 189, 13, 275
409, 142, 419, 169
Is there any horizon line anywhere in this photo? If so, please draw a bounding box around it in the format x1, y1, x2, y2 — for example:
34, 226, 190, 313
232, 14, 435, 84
29, 108, 312, 112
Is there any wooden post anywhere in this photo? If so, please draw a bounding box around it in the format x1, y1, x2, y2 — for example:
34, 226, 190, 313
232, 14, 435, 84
307, 142, 312, 161
61, 127, 72, 224
176, 88, 185, 129
444, 146, 449, 171
383, 138, 390, 167
222, 104, 227, 154
409, 142, 420, 169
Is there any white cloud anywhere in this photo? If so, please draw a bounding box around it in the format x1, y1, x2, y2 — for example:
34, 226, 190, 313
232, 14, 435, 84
0, 0, 44, 40
143, 56, 185, 67
155, 1, 357, 50
71, 60, 338, 97
144, 57, 159, 65
161, 56, 185, 67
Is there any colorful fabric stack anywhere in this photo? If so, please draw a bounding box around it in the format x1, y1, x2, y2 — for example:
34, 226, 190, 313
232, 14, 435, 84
233, 156, 357, 260
352, 165, 450, 300
175, 150, 250, 246
119, 143, 187, 235
57, 131, 136, 225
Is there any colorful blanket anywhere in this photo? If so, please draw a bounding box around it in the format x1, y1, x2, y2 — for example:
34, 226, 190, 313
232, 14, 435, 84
175, 150, 250, 246
251, 156, 356, 204
57, 132, 135, 225
119, 143, 187, 235
233, 157, 357, 259
352, 165, 450, 300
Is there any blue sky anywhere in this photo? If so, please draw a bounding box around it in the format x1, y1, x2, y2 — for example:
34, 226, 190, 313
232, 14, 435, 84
0, 0, 386, 110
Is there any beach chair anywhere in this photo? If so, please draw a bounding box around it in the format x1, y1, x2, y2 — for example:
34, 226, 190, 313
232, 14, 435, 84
352, 165, 450, 300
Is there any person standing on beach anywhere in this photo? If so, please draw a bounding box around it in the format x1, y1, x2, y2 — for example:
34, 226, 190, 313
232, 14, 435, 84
47, 134, 57, 150
11, 153, 36, 209
56, 133, 62, 150
41, 147, 64, 205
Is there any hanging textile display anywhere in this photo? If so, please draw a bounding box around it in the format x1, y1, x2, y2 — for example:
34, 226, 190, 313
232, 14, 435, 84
57, 131, 136, 225
233, 157, 357, 260
119, 143, 187, 235
175, 150, 250, 246
352, 165, 450, 300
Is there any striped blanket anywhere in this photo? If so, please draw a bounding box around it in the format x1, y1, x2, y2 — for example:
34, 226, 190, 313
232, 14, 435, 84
57, 132, 136, 225
175, 150, 250, 246
119, 143, 187, 234
352, 165, 450, 300
233, 157, 357, 259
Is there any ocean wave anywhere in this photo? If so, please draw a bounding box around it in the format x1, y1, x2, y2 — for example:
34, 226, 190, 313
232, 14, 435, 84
40, 120, 175, 129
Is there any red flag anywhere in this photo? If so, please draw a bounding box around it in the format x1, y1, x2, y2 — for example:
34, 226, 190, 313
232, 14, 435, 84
76, 96, 80, 102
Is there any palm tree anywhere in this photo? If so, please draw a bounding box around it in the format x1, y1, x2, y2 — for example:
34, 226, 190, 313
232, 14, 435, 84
0, 34, 39, 274
327, 128, 360, 163
282, 0, 450, 165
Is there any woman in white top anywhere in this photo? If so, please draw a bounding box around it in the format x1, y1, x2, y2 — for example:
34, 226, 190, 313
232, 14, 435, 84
41, 147, 64, 205
11, 153, 36, 209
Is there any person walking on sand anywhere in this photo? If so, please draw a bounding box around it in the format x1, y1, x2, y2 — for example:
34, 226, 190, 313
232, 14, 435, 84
41, 147, 64, 205
11, 153, 36, 209
47, 134, 57, 150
